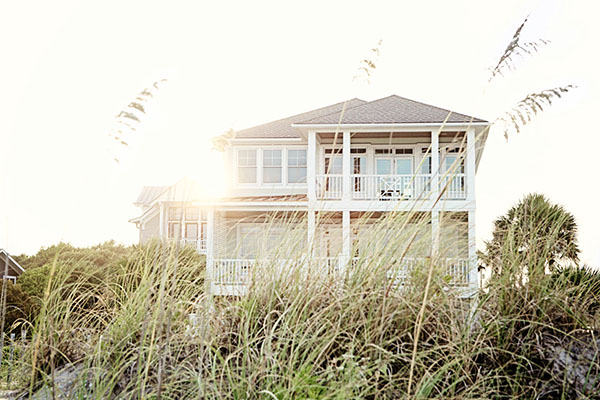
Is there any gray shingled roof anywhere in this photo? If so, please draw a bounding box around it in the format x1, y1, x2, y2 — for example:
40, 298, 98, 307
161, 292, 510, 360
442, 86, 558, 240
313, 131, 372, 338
296, 95, 487, 125
234, 98, 368, 138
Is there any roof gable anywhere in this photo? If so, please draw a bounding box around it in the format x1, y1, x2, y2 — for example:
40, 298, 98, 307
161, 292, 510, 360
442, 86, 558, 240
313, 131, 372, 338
296, 95, 487, 125
134, 186, 169, 206
154, 177, 206, 203
0, 249, 25, 276
234, 98, 367, 139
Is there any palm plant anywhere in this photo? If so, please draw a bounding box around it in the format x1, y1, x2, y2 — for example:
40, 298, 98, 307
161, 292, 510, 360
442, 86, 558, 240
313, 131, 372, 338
481, 193, 579, 281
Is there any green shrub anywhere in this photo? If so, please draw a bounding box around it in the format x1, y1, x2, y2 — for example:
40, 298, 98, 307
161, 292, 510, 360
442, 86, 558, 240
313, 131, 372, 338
3, 283, 37, 333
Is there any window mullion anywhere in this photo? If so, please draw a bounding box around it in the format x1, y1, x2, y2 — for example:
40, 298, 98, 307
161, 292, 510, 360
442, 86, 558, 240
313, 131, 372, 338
257, 148, 263, 185
282, 148, 288, 185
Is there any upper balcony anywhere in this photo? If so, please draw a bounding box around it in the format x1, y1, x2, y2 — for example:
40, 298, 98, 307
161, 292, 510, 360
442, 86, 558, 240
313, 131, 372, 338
303, 129, 477, 207
226, 128, 480, 208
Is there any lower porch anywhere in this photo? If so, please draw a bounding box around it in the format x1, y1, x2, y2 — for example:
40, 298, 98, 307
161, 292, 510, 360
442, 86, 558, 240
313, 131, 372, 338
206, 210, 477, 296
211, 256, 471, 296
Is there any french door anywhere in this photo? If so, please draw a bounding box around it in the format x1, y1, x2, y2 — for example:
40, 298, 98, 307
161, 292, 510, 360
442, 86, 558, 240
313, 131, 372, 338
376, 157, 413, 198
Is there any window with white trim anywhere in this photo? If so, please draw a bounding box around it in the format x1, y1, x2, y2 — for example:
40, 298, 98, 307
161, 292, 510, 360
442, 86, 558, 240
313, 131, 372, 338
287, 149, 307, 183
263, 149, 282, 183
238, 149, 257, 183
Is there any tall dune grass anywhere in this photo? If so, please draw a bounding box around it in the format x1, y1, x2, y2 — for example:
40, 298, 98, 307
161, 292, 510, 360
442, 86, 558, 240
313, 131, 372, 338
11, 202, 597, 399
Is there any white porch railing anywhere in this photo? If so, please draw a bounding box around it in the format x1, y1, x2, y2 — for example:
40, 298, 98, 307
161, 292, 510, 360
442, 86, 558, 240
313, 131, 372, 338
442, 257, 470, 286
315, 174, 343, 199
180, 238, 207, 252
213, 259, 255, 285
314, 256, 343, 274
313, 173, 467, 201
385, 257, 421, 287
440, 174, 466, 200
212, 257, 470, 289
351, 174, 431, 200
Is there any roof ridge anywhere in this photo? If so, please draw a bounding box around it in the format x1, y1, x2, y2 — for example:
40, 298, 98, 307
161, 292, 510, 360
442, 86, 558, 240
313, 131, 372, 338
294, 98, 374, 124
297, 94, 487, 124
383, 94, 480, 120
134, 185, 170, 206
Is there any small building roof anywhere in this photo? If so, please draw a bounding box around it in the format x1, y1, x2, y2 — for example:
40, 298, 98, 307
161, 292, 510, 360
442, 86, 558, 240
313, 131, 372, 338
0, 249, 25, 277
134, 186, 169, 206
154, 177, 206, 203
134, 177, 207, 208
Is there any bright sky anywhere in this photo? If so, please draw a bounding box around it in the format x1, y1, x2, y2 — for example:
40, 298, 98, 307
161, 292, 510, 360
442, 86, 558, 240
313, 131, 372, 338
1, 0, 598, 266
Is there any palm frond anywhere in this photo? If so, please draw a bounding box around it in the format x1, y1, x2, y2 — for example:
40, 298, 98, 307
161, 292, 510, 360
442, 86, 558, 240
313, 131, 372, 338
211, 128, 236, 152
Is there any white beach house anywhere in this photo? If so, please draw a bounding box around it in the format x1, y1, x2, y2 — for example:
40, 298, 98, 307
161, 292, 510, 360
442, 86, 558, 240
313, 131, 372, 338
131, 95, 489, 296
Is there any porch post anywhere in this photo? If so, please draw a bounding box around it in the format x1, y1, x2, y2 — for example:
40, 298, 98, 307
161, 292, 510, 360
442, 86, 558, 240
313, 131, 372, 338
431, 130, 440, 203
342, 210, 351, 274
468, 210, 478, 291
205, 209, 215, 295
466, 127, 476, 203
158, 202, 165, 238
307, 210, 316, 252
342, 131, 351, 201
431, 210, 440, 258
307, 131, 317, 202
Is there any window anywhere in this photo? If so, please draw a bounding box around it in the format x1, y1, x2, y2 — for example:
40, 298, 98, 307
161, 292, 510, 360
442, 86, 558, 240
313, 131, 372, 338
288, 149, 307, 183
395, 148, 413, 154
376, 159, 392, 175
185, 207, 199, 221
324, 155, 342, 174
238, 149, 257, 183
185, 223, 198, 239
168, 222, 181, 239
421, 156, 432, 174
396, 158, 412, 174
263, 149, 282, 183
444, 154, 465, 173
375, 149, 393, 155
168, 207, 182, 221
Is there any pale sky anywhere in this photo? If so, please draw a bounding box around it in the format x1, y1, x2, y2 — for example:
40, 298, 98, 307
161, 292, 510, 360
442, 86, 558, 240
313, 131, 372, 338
1, 0, 599, 266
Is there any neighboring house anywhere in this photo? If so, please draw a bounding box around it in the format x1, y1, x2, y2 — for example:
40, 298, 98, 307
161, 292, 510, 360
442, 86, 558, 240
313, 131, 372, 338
132, 95, 489, 296
130, 177, 209, 249
0, 249, 25, 283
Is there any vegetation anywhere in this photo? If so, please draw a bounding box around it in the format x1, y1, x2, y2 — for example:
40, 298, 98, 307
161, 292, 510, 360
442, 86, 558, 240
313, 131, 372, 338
0, 200, 595, 398
0, 10, 588, 400
481, 193, 579, 282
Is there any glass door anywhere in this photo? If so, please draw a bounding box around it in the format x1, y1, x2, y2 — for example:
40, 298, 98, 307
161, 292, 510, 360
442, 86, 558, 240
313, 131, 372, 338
352, 155, 366, 192
395, 157, 412, 175
443, 150, 466, 198
395, 157, 413, 197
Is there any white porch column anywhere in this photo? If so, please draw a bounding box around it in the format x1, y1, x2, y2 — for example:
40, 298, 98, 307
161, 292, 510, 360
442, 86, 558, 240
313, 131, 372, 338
468, 210, 478, 290
205, 209, 215, 295
431, 210, 440, 258
466, 127, 476, 203
342, 131, 351, 201
158, 202, 165, 238
307, 131, 317, 202
307, 210, 316, 251
431, 130, 440, 203
341, 210, 351, 273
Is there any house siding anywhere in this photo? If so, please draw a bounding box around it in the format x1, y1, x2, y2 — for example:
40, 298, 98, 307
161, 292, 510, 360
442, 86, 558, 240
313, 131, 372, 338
141, 213, 160, 244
